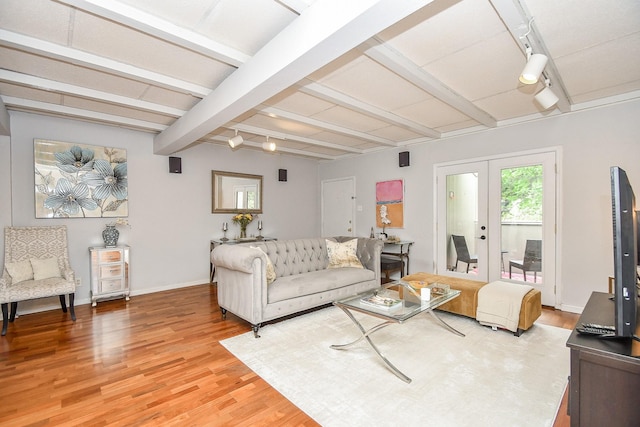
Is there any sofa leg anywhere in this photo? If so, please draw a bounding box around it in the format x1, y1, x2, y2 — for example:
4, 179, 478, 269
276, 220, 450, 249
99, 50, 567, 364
9, 302, 17, 322
514, 328, 523, 337
1, 303, 7, 336
221, 308, 227, 320
69, 293, 76, 321
252, 324, 261, 338
59, 295, 68, 313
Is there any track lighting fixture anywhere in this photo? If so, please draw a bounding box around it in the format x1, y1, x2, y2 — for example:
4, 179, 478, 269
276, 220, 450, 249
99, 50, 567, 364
228, 130, 243, 148
519, 48, 548, 85
262, 136, 276, 152
534, 78, 559, 110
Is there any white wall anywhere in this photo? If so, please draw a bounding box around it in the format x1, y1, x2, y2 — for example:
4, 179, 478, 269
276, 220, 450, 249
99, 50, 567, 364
2, 111, 319, 313
319, 99, 640, 312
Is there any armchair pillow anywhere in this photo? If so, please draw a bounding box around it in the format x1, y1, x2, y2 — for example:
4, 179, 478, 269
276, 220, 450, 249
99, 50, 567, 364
326, 238, 363, 269
31, 256, 62, 280
5, 260, 35, 284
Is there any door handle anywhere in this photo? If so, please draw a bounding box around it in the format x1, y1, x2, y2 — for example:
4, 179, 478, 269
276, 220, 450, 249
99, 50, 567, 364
480, 235, 486, 240
348, 228, 352, 232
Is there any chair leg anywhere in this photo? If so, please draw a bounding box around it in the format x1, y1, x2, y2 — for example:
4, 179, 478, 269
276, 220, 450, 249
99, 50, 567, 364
523, 272, 527, 282
69, 293, 76, 321
9, 302, 17, 322
59, 295, 68, 313
1, 303, 7, 336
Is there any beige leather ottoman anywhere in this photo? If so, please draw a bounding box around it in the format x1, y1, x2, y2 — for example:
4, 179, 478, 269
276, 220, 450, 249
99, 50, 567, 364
402, 272, 542, 336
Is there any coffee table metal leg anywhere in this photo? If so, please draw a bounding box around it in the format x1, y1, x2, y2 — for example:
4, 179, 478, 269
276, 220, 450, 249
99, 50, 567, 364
331, 306, 412, 384
429, 310, 465, 337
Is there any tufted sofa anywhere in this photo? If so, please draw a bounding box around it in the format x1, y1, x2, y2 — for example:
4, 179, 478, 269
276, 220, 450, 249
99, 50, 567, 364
211, 236, 383, 337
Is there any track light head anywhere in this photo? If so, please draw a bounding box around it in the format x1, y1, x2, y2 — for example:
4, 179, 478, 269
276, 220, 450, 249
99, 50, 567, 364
534, 80, 559, 110
519, 53, 548, 84
228, 130, 243, 148
262, 136, 276, 152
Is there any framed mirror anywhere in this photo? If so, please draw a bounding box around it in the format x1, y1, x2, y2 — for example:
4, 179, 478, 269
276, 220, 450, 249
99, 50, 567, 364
212, 170, 263, 213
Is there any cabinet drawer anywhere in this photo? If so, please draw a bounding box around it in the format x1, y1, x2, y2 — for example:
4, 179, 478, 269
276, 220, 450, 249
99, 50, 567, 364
100, 264, 123, 278
98, 250, 122, 263
100, 278, 124, 293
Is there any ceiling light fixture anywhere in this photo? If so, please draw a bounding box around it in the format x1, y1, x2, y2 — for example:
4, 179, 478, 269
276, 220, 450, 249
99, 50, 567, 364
534, 78, 559, 110
262, 136, 276, 152
228, 130, 243, 148
519, 47, 548, 84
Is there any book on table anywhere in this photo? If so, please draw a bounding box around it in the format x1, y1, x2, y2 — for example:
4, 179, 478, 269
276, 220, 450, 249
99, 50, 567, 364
360, 294, 402, 310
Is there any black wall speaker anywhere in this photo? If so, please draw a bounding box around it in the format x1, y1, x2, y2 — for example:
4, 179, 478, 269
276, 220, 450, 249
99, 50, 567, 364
278, 169, 287, 182
399, 151, 410, 167
169, 156, 182, 173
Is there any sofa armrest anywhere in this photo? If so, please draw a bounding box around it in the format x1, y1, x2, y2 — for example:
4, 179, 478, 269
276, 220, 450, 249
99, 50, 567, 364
211, 244, 269, 325
212, 244, 264, 274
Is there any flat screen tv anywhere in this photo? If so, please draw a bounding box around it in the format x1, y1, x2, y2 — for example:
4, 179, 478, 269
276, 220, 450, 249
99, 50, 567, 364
610, 166, 638, 338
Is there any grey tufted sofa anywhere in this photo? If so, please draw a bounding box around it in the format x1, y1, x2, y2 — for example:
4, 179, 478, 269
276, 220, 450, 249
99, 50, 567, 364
211, 236, 383, 337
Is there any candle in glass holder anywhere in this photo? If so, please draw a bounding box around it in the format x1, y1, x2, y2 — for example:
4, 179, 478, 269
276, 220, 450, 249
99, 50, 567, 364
222, 222, 228, 231
258, 220, 263, 230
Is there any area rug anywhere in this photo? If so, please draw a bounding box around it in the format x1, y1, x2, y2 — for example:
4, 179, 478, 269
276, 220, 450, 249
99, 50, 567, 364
221, 307, 570, 427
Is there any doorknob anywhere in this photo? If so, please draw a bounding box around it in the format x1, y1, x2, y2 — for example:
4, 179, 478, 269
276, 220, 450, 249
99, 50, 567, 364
480, 235, 486, 240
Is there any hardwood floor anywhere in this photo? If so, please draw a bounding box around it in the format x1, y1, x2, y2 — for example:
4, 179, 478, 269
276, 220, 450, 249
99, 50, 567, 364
0, 284, 579, 426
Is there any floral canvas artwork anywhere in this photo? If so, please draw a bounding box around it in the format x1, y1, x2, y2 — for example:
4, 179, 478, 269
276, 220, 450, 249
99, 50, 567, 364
376, 179, 404, 228
34, 139, 128, 218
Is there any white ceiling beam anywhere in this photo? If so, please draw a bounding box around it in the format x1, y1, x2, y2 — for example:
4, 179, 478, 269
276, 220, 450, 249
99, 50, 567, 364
0, 29, 210, 97
1, 96, 167, 132
56, 0, 250, 67
0, 97, 10, 136
230, 123, 364, 154
260, 106, 397, 146
275, 0, 311, 15
153, 0, 437, 155
363, 39, 498, 128
299, 80, 440, 138
206, 135, 337, 160
489, 0, 571, 112
0, 70, 186, 117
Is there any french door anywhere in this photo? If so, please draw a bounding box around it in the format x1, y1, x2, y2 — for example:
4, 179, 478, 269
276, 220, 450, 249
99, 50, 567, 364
436, 152, 557, 306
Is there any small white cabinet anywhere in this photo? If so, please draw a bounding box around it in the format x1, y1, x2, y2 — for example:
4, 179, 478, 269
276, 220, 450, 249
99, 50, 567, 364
89, 245, 130, 307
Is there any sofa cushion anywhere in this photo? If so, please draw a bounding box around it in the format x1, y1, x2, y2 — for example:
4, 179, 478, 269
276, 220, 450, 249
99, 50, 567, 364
5, 259, 35, 284
326, 239, 363, 269
268, 268, 374, 303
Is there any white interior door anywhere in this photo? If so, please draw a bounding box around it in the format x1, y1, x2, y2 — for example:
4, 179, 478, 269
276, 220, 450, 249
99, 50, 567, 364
321, 177, 356, 237
436, 152, 558, 306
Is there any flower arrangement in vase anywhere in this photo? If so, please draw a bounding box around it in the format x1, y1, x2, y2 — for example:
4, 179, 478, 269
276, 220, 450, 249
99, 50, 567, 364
232, 213, 253, 239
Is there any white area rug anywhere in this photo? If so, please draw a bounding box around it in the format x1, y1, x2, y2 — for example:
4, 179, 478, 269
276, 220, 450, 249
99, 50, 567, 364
221, 307, 570, 427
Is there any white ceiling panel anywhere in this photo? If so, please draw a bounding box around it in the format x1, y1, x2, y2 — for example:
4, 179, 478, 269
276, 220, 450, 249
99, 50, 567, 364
0, 0, 71, 45
0, 0, 637, 160
313, 55, 432, 112
70, 11, 234, 87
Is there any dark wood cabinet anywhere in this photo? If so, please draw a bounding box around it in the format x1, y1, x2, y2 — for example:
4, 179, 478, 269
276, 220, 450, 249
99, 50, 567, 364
566, 292, 640, 427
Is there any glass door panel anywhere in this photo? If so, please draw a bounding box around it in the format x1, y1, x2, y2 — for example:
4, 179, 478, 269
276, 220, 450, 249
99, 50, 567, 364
437, 162, 488, 281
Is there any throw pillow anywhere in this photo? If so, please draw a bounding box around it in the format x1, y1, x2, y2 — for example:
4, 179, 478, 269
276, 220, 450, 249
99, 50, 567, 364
31, 256, 62, 280
251, 246, 276, 284
5, 259, 35, 284
326, 239, 363, 269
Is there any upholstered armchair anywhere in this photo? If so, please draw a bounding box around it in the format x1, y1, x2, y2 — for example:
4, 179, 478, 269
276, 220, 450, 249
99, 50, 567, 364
1, 226, 76, 336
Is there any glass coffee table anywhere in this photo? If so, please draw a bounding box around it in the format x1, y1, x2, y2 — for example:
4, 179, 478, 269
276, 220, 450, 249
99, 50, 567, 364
331, 280, 463, 383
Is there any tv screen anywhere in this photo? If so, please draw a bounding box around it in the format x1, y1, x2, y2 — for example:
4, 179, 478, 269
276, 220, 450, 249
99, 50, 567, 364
610, 166, 638, 338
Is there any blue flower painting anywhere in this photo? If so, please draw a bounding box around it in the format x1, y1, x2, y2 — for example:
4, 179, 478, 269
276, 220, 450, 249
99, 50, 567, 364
34, 139, 128, 218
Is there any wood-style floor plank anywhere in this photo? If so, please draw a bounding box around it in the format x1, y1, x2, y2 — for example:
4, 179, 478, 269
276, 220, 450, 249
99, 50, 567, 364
0, 284, 578, 426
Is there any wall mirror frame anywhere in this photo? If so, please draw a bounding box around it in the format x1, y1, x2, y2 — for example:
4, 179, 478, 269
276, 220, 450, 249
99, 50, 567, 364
211, 170, 263, 214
